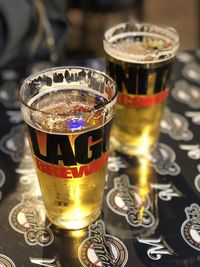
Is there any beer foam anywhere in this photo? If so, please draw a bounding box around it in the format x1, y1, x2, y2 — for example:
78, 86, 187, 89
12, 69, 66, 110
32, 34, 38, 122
104, 31, 179, 64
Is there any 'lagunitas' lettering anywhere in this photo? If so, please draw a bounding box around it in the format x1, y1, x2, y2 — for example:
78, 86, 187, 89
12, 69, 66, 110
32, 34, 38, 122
107, 57, 172, 107
26, 121, 111, 179
107, 59, 172, 95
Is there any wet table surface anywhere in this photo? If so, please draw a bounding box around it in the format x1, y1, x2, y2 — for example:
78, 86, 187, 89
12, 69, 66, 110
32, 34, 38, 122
0, 51, 200, 267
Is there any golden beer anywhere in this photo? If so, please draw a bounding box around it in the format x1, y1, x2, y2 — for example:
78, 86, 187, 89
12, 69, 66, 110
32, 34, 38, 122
110, 93, 166, 156
104, 22, 179, 155
19, 67, 117, 229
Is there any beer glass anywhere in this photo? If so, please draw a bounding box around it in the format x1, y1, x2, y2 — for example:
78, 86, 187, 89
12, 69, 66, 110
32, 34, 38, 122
19, 67, 117, 229
103, 22, 179, 156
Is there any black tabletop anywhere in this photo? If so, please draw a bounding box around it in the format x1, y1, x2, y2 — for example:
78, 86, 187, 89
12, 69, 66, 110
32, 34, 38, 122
0, 52, 200, 267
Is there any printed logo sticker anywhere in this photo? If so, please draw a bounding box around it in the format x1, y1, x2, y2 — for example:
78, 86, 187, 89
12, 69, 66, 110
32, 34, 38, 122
182, 62, 200, 84
176, 52, 194, 63
108, 156, 127, 173
179, 144, 200, 160
185, 111, 200, 125
29, 257, 61, 267
149, 143, 180, 176
137, 236, 175, 261
0, 254, 16, 267
78, 220, 128, 267
0, 80, 19, 108
107, 175, 155, 228
0, 169, 6, 201
9, 193, 54, 246
161, 107, 193, 141
181, 203, 200, 251
0, 124, 25, 162
151, 183, 182, 201
194, 173, 200, 192
172, 80, 200, 108
6, 110, 23, 124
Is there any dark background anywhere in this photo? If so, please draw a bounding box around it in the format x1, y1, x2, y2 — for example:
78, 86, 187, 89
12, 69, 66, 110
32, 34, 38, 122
65, 0, 199, 61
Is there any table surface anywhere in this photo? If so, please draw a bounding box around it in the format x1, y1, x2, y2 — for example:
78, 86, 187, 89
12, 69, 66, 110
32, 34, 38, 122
0, 51, 200, 267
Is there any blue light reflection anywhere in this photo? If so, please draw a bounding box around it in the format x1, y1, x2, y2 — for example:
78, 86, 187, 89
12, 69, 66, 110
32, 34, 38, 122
69, 118, 84, 130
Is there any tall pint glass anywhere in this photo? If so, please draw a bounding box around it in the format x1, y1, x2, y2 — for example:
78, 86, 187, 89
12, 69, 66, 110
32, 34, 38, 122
103, 22, 179, 156
19, 67, 117, 229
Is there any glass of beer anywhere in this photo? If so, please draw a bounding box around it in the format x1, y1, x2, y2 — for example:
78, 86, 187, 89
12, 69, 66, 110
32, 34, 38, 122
103, 22, 179, 156
19, 67, 117, 230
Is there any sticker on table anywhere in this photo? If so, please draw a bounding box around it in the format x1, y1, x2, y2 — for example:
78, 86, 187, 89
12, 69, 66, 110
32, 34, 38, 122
179, 144, 200, 160
185, 111, 200, 125
176, 52, 194, 63
0, 80, 19, 108
194, 173, 200, 192
29, 257, 61, 267
0, 169, 6, 201
108, 156, 128, 172
151, 183, 182, 201
107, 175, 155, 228
78, 220, 128, 267
9, 193, 54, 247
0, 254, 16, 267
182, 62, 200, 83
0, 124, 25, 162
137, 236, 175, 260
181, 203, 200, 251
6, 110, 23, 124
149, 143, 180, 176
172, 80, 200, 108
161, 107, 193, 141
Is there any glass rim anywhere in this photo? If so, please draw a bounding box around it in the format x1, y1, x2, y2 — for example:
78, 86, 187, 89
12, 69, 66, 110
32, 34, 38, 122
103, 21, 180, 64
19, 66, 118, 117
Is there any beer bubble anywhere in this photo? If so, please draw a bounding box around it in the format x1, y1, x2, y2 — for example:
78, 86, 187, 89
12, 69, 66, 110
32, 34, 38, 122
29, 88, 108, 134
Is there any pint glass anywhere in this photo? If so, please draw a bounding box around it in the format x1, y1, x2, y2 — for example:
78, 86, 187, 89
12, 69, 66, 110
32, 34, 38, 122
19, 67, 117, 229
103, 22, 179, 156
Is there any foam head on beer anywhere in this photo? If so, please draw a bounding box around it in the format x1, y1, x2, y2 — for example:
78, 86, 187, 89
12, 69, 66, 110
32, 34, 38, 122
19, 67, 117, 229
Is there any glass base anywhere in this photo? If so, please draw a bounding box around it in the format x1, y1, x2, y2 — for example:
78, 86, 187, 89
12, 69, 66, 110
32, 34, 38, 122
46, 208, 101, 230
